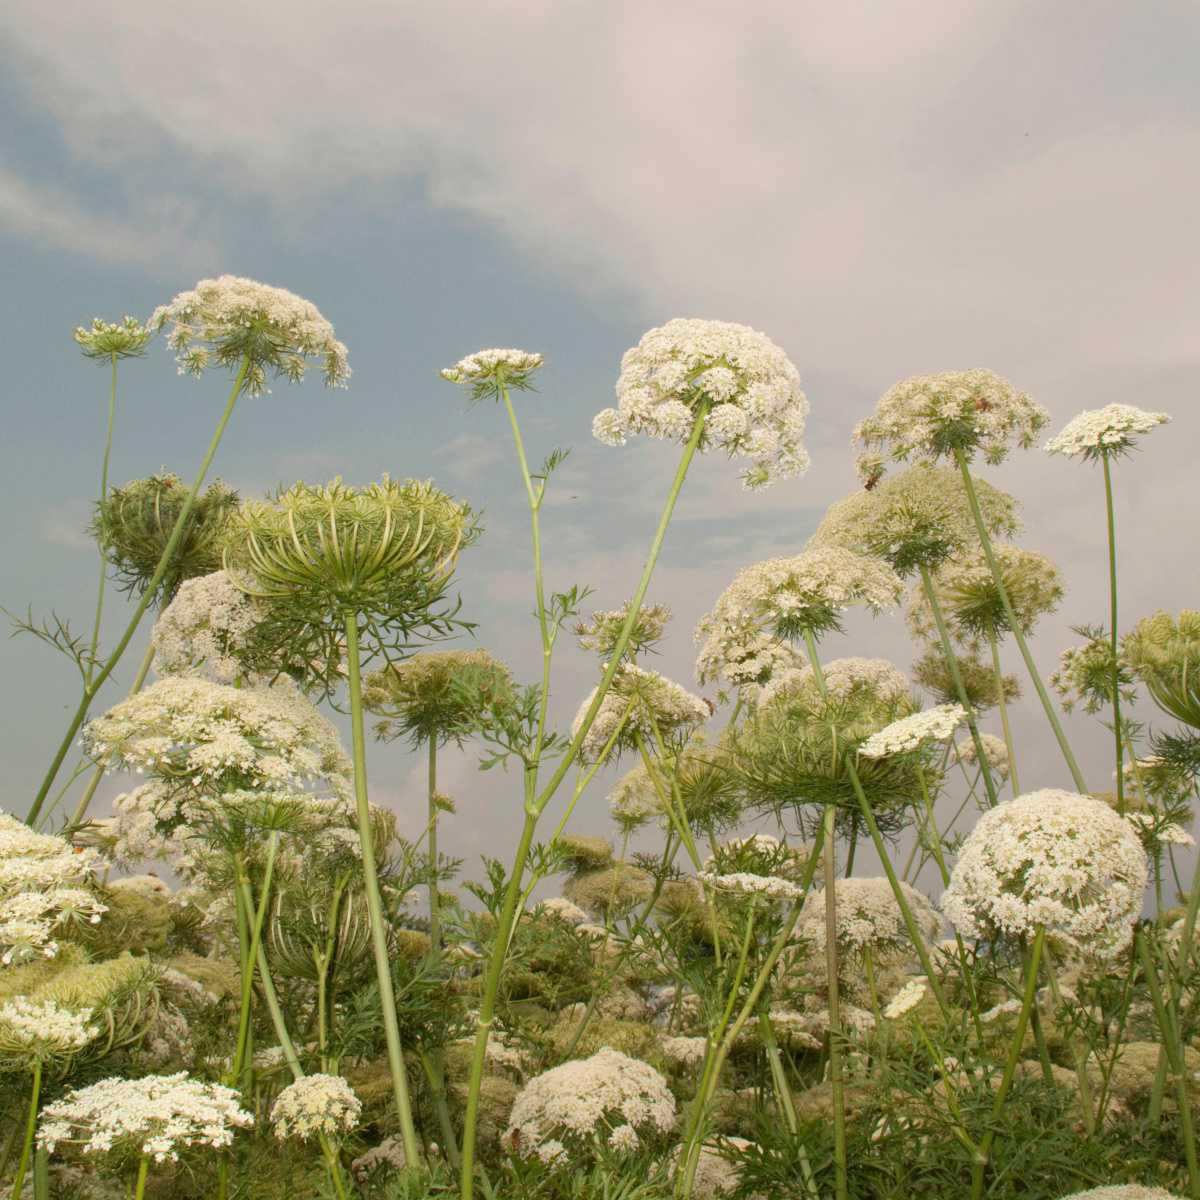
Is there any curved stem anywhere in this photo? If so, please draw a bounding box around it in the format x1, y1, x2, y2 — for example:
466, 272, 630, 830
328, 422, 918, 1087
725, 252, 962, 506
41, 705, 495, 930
344, 614, 422, 1167
230, 834, 281, 1086
917, 563, 998, 807
318, 1133, 350, 1200
987, 631, 1019, 795
1102, 454, 1125, 812
84, 354, 119, 690
10, 1057, 40, 1200
27, 355, 251, 825
953, 448, 1087, 792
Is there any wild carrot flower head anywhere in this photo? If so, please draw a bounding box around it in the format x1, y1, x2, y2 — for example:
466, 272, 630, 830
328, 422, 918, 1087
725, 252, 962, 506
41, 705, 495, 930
37, 1071, 253, 1164
1051, 626, 1136, 715
797, 877, 940, 960
1044, 404, 1170, 461
572, 664, 710, 763
593, 318, 809, 489
1123, 610, 1200, 728
811, 464, 1021, 575
363, 648, 513, 746
941, 789, 1148, 958
858, 704, 966, 759
906, 544, 1064, 644
151, 570, 265, 683
440, 348, 544, 401
73, 316, 152, 361
913, 642, 1019, 712
271, 1074, 362, 1141
90, 472, 240, 603
575, 601, 671, 663
853, 369, 1048, 480
954, 732, 1011, 781
0, 998, 96, 1065
149, 275, 350, 396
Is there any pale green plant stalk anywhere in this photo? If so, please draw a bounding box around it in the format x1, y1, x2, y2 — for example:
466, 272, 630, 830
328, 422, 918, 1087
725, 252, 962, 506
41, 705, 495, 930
917, 563, 999, 806
427, 738, 442, 958
344, 614, 422, 1167
970, 926, 1046, 1200
84, 354, 119, 691
10, 1058, 40, 1200
229, 835, 281, 1089
986, 630, 1020, 794
1101, 453, 1126, 811
953, 448, 1087, 791
457, 398, 710, 1200
132, 1155, 150, 1200
27, 354, 253, 826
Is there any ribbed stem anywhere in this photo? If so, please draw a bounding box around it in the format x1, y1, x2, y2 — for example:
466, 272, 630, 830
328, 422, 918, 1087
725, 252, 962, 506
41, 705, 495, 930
10, 1057, 40, 1200
987, 631, 1019, 795
84, 354, 119, 690
1102, 454, 1125, 812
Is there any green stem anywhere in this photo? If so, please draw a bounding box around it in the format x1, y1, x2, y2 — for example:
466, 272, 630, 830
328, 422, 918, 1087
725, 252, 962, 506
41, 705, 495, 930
1101, 454, 1125, 813
132, 1155, 150, 1200
230, 834, 281, 1086
821, 803, 848, 1200
953, 448, 1087, 792
10, 1057, 40, 1200
344, 614, 422, 1167
428, 737, 442, 960
917, 563, 998, 807
318, 1133, 350, 1200
84, 354, 119, 691
26, 354, 251, 825
417, 1047, 461, 1168
987, 631, 1019, 795
970, 927, 1046, 1200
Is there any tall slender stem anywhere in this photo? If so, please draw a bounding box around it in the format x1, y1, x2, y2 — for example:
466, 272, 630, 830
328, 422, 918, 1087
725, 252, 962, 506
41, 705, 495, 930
1101, 454, 1125, 812
917, 563, 998, 807
27, 355, 252, 825
821, 803, 848, 1200
230, 834, 280, 1087
10, 1058, 40, 1200
953, 448, 1087, 791
987, 631, 1019, 795
132, 1155, 150, 1200
344, 614, 422, 1167
427, 738, 442, 958
84, 354, 119, 690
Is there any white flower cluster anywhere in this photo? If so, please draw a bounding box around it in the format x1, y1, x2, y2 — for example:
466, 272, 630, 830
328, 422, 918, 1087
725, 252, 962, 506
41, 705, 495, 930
760, 1010, 823, 1051
858, 705, 965, 759
84, 676, 350, 794
955, 732, 1011, 781
1124, 812, 1195, 849
38, 1072, 254, 1163
797, 877, 940, 959
1057, 1189, 1185, 1200
149, 275, 350, 394
536, 897, 591, 926
440, 348, 544, 384
0, 998, 96, 1058
882, 977, 928, 1020
151, 571, 262, 682
1044, 404, 1170, 459
572, 665, 710, 763
671, 1138, 755, 1199
270, 1073, 362, 1141
695, 625, 804, 693
941, 790, 1148, 958
661, 1035, 709, 1067
758, 658, 913, 711
0, 811, 106, 965
697, 871, 805, 902
853, 369, 1049, 476
502, 1047, 676, 1161
593, 318, 809, 489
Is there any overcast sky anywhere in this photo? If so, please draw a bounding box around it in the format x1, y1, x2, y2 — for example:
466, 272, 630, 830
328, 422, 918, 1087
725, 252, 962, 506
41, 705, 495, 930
2, 2, 1198, 888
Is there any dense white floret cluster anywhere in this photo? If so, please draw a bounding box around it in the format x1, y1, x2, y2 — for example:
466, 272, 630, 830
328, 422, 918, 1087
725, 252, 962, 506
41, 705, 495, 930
151, 571, 262, 682
955, 733, 1011, 781
270, 1074, 362, 1141
502, 1047, 676, 1160
758, 658, 912, 711
941, 790, 1148, 958
38, 1072, 254, 1162
1044, 405, 1170, 459
536, 897, 591, 926
149, 275, 349, 394
593, 319, 809, 489
84, 677, 350, 794
697, 871, 805, 902
797, 877, 940, 959
853, 369, 1048, 477
1056, 1188, 1185, 1200
440, 348, 544, 385
572, 665, 710, 763
661, 1036, 709, 1067
858, 705, 965, 758
0, 811, 106, 965
882, 978, 929, 1020
0, 998, 96, 1058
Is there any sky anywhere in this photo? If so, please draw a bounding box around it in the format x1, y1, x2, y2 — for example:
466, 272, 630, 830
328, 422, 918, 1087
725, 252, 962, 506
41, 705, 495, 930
2, 1, 1198, 890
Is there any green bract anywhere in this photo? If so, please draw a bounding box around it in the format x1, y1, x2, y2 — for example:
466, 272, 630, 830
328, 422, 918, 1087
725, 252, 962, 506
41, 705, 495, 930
225, 477, 479, 677
90, 472, 240, 602
1125, 610, 1200, 729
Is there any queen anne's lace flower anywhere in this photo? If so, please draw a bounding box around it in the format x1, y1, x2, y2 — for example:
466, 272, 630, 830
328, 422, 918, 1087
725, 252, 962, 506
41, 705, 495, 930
535, 897, 591, 926
270, 1074, 362, 1141
941, 790, 1148, 958
858, 705, 965, 759
796, 877, 940, 959
758, 658, 912, 711
572, 665, 710, 763
441, 348, 543, 391
696, 871, 806, 902
38, 1072, 254, 1163
853, 369, 1048, 478
882, 978, 929, 1020
0, 812, 106, 965
955, 733, 1011, 781
594, 318, 809, 489
1044, 405, 1170, 460
149, 275, 349, 395
661, 1036, 709, 1067
74, 316, 152, 361
1124, 610, 1200, 728
0, 999, 96, 1060
1056, 1189, 1185, 1200
502, 1047, 675, 1163
152, 571, 264, 682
